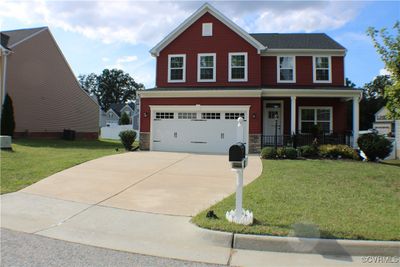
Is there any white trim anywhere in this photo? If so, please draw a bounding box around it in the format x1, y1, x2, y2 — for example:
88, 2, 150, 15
122, 104, 135, 113
8, 27, 48, 48
262, 49, 345, 56
261, 88, 362, 98
140, 89, 261, 98
149, 105, 250, 153
149, 3, 265, 56
168, 54, 186, 83
313, 55, 332, 83
228, 52, 248, 82
298, 106, 333, 134
277, 56, 296, 83
290, 96, 296, 134
202, 23, 213, 36
197, 53, 216, 82
352, 96, 360, 148
106, 108, 120, 119
263, 100, 284, 135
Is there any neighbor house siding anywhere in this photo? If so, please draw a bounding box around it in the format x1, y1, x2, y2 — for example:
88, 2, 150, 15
6, 29, 99, 137
156, 12, 261, 88
140, 97, 262, 134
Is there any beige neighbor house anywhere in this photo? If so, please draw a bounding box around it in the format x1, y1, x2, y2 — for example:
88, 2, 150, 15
0, 27, 99, 139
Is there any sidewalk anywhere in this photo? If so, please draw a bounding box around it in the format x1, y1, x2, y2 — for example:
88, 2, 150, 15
1, 191, 394, 266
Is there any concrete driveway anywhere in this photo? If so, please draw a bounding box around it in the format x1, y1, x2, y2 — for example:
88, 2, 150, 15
22, 152, 262, 216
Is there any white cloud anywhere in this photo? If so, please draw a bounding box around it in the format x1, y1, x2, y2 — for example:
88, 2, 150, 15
379, 68, 391, 76
116, 56, 138, 64
1, 0, 364, 45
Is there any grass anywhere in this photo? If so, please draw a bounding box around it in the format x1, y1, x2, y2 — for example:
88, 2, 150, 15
192, 160, 400, 241
382, 159, 400, 167
1, 139, 126, 194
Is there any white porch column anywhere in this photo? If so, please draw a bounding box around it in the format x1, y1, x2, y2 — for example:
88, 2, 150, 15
291, 96, 297, 134
352, 96, 360, 148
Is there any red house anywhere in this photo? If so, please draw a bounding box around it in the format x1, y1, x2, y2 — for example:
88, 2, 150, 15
138, 3, 362, 154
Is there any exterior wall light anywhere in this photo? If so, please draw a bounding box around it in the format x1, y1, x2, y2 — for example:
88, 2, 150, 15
144, 112, 148, 118
252, 113, 256, 119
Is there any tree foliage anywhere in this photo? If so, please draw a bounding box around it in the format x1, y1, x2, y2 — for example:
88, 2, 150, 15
119, 112, 131, 125
367, 21, 400, 119
79, 69, 144, 111
1, 94, 16, 137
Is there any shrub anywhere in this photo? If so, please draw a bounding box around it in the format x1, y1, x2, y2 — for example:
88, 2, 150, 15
119, 130, 137, 151
261, 147, 277, 159
285, 147, 298, 159
119, 112, 130, 125
357, 133, 393, 161
276, 147, 286, 158
299, 145, 318, 158
1, 94, 15, 137
318, 144, 359, 160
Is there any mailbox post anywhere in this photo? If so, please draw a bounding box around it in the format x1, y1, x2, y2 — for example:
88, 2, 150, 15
226, 117, 253, 225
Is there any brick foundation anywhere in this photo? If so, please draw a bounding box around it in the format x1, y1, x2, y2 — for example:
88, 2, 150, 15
14, 131, 99, 140
140, 132, 150, 150
249, 134, 261, 154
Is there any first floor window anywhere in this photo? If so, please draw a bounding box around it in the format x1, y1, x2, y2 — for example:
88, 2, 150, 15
278, 56, 295, 82
198, 53, 216, 82
168, 54, 185, 82
314, 56, 330, 82
229, 52, 247, 81
300, 107, 332, 133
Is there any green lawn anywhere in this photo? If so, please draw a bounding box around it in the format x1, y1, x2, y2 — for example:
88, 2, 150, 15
192, 160, 400, 241
1, 139, 125, 194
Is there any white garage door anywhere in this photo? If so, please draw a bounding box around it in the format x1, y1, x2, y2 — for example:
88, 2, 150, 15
151, 106, 248, 154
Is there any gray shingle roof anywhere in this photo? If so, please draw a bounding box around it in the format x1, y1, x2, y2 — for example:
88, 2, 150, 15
250, 33, 346, 50
109, 103, 135, 116
1, 27, 47, 47
0, 33, 10, 50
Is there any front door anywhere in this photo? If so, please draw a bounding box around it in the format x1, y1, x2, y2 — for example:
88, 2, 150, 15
263, 101, 283, 136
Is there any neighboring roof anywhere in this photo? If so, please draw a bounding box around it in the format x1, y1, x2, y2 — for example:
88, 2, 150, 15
250, 33, 346, 50
108, 103, 135, 116
375, 106, 388, 116
0, 33, 11, 50
150, 3, 265, 56
0, 27, 47, 48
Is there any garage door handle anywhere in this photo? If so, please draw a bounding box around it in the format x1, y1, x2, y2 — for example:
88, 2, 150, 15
153, 140, 161, 142
174, 132, 177, 138
191, 141, 207, 144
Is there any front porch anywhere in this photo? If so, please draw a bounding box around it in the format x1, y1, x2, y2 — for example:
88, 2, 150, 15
257, 88, 361, 150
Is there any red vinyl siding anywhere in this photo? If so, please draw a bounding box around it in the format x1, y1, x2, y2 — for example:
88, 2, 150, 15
295, 56, 313, 86
140, 97, 262, 134
331, 56, 345, 86
156, 12, 261, 87
261, 56, 276, 86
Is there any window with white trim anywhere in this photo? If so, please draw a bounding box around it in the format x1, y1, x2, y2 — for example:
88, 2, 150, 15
299, 107, 332, 133
229, 52, 247, 81
178, 112, 197, 119
201, 112, 220, 119
198, 53, 216, 82
278, 56, 295, 82
225, 113, 245, 120
155, 112, 174, 119
202, 23, 213, 36
168, 54, 185, 82
314, 56, 331, 82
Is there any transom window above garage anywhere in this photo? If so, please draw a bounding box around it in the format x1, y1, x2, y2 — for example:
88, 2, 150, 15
201, 112, 220, 119
225, 113, 245, 120
178, 112, 197, 119
155, 112, 174, 119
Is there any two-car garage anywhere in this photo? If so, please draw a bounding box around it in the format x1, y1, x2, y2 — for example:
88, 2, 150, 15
150, 106, 249, 154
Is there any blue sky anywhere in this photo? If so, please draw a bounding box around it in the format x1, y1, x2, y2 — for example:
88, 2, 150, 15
1, 1, 398, 88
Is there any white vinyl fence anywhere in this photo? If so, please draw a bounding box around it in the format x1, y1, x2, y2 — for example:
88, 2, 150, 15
100, 125, 139, 140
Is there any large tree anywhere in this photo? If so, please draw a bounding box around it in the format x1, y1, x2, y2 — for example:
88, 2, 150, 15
79, 69, 144, 111
367, 21, 400, 119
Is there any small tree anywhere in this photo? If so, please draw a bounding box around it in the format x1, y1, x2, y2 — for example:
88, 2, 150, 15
119, 112, 130, 125
357, 133, 392, 161
119, 130, 137, 151
1, 94, 16, 137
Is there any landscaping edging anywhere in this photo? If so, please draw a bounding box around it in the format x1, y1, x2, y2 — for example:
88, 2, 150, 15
233, 233, 400, 256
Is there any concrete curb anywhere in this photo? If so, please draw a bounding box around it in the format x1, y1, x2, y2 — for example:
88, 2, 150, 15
233, 233, 400, 256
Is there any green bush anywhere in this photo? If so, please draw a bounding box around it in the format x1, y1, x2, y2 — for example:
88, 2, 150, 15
119, 130, 137, 151
318, 144, 359, 160
285, 147, 298, 159
357, 133, 393, 161
119, 112, 131, 125
299, 145, 318, 158
1, 94, 15, 137
276, 147, 286, 158
261, 147, 277, 159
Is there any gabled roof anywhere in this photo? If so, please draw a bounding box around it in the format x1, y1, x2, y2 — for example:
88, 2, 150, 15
1, 33, 11, 50
1, 27, 48, 48
250, 33, 346, 50
108, 103, 135, 116
150, 3, 266, 56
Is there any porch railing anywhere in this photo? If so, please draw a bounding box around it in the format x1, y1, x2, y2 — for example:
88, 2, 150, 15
261, 132, 353, 148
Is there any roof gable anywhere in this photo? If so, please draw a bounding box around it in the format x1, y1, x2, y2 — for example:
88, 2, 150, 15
150, 3, 265, 56
1, 27, 48, 48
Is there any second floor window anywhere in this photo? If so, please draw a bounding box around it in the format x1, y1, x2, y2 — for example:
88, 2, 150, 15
278, 56, 295, 82
168, 54, 186, 82
198, 53, 216, 82
314, 56, 331, 83
229, 52, 247, 82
